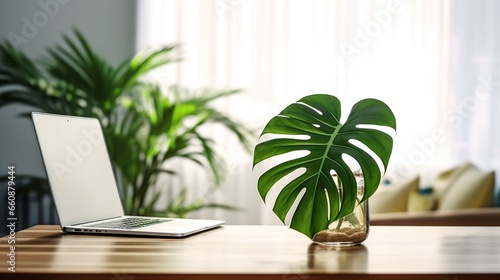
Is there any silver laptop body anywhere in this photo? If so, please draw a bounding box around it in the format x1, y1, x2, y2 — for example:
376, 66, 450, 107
32, 112, 224, 237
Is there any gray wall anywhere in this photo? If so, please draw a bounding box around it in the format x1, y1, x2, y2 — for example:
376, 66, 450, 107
0, 0, 137, 177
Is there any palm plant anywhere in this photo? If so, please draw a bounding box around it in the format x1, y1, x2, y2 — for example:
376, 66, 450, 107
0, 30, 253, 217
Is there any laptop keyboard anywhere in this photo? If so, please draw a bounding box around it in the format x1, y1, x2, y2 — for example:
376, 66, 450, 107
87, 217, 171, 230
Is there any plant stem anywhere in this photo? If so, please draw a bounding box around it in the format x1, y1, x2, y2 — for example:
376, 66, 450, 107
335, 175, 344, 230
336, 217, 344, 230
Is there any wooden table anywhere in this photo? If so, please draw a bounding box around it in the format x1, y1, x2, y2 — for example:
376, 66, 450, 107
1, 225, 500, 279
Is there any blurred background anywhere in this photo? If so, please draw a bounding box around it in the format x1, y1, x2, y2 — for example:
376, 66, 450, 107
1, 0, 500, 234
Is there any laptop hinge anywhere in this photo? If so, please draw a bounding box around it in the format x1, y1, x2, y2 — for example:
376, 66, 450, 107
72, 216, 122, 226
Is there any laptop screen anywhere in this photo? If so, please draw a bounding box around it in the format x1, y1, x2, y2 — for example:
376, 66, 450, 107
32, 113, 124, 227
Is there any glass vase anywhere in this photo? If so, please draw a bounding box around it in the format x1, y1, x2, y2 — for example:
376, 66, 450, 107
312, 172, 369, 246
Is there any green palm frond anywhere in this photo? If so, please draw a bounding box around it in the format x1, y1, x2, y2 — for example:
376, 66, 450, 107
119, 44, 179, 90
0, 42, 42, 80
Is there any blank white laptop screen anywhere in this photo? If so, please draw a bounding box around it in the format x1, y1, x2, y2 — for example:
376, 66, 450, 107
32, 112, 224, 237
32, 113, 124, 228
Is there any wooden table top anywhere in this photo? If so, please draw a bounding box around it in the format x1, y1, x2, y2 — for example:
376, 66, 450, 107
1, 225, 500, 279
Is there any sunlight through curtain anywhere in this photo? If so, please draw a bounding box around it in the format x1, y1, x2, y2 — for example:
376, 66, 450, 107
136, 0, 500, 224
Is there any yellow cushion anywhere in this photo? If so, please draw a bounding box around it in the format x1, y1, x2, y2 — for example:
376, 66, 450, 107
407, 190, 436, 212
432, 162, 473, 199
437, 163, 495, 210
369, 175, 419, 214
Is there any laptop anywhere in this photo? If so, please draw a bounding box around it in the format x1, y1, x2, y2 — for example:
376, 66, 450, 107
31, 112, 224, 237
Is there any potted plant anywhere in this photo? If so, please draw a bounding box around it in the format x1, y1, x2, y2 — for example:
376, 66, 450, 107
253, 94, 396, 245
0, 29, 253, 217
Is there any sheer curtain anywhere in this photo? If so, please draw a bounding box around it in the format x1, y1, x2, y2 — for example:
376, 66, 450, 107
445, 0, 500, 176
136, 0, 499, 224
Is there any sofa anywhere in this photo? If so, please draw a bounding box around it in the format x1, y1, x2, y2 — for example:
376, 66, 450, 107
371, 207, 500, 226
369, 161, 500, 226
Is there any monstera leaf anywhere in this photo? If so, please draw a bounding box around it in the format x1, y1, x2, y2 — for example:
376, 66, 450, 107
253, 94, 396, 238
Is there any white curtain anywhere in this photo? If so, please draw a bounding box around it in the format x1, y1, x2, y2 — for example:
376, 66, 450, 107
445, 1, 500, 174
136, 0, 500, 224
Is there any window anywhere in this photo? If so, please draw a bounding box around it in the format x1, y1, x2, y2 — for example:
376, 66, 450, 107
137, 0, 500, 223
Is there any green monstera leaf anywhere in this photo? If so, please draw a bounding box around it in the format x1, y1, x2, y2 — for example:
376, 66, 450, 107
253, 94, 396, 239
